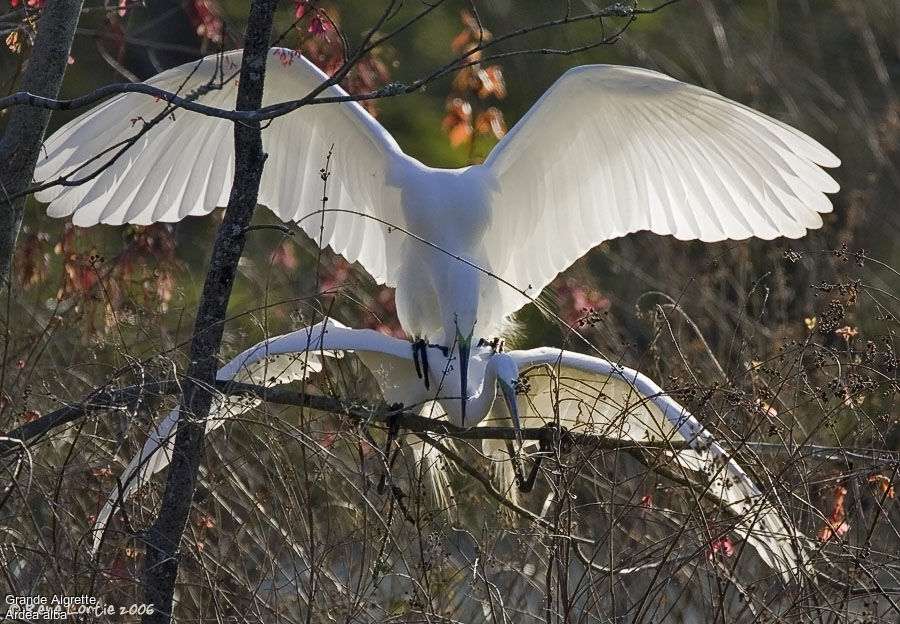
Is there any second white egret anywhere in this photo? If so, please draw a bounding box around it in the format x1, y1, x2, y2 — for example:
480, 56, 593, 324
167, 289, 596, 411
95, 320, 804, 580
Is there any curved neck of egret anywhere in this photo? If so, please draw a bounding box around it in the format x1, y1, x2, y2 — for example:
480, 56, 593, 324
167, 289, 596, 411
442, 354, 520, 441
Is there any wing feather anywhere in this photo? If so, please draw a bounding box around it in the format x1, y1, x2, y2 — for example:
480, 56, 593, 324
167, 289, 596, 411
482, 65, 839, 319
90, 320, 420, 553
35, 48, 413, 286
508, 347, 804, 579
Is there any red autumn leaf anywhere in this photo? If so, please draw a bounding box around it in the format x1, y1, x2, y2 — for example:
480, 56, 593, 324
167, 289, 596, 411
460, 9, 490, 40
450, 30, 472, 54
707, 536, 734, 560
107, 554, 130, 580
270, 241, 298, 271
186, 0, 224, 45
818, 520, 851, 542
308, 14, 332, 39
448, 121, 472, 148
452, 67, 479, 94
103, 0, 128, 17
818, 484, 851, 541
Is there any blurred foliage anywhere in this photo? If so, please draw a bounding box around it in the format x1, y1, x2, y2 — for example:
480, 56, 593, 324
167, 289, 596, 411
1, 0, 899, 622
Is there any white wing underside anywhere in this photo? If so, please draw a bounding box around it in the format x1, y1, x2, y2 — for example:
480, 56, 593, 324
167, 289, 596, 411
481, 65, 839, 316
508, 347, 802, 580
35, 48, 409, 286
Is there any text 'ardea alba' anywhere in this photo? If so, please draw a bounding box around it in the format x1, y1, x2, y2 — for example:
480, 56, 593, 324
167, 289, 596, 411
94, 320, 804, 580
34, 47, 840, 422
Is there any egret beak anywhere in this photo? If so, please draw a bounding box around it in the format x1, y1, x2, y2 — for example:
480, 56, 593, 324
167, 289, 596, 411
498, 378, 523, 445
457, 332, 471, 426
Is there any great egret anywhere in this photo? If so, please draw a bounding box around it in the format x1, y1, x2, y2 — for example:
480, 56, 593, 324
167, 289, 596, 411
34, 47, 840, 422
95, 320, 803, 580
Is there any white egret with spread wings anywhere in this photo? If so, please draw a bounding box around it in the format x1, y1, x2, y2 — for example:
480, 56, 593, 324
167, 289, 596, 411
34, 47, 840, 422
94, 320, 804, 580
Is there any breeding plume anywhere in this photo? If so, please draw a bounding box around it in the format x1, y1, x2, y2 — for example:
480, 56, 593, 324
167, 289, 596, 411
35, 47, 840, 419
94, 320, 805, 579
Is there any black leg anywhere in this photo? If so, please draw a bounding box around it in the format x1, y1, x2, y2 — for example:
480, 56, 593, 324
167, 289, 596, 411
507, 438, 532, 492
515, 424, 573, 493
376, 408, 404, 494
428, 342, 450, 357
374, 408, 415, 523
411, 338, 430, 390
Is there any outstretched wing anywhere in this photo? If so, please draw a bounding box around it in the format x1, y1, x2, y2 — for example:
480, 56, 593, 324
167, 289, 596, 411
35, 48, 412, 286
509, 347, 804, 580
90, 320, 350, 553
481, 65, 840, 316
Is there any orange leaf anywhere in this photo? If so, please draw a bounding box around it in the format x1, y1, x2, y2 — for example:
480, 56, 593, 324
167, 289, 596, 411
477, 66, 506, 99
5, 31, 21, 54
834, 326, 858, 340
869, 475, 895, 499
818, 519, 851, 542
448, 122, 473, 148
450, 30, 472, 54
443, 98, 473, 147
474, 107, 507, 140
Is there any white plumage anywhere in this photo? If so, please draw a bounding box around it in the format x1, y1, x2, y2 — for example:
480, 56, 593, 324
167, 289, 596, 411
34, 48, 840, 414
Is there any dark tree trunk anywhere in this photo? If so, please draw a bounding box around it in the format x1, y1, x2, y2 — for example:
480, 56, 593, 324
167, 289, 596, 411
0, 0, 84, 292
139, 1, 278, 621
